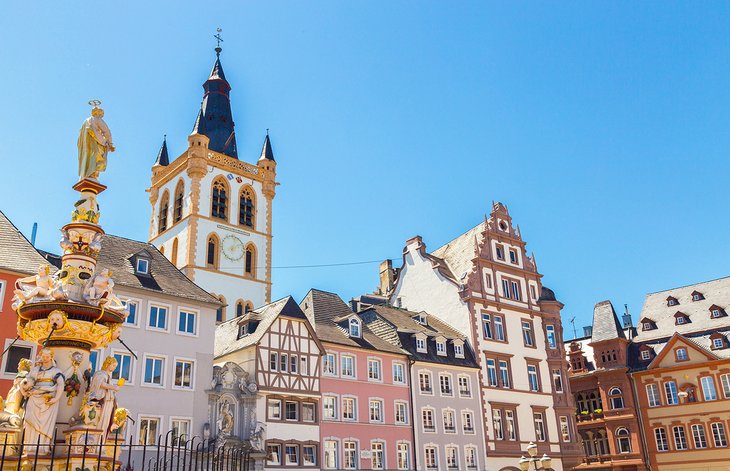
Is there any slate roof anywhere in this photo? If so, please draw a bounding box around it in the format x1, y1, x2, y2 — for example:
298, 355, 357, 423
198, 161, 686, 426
0, 210, 49, 275
590, 300, 626, 343
430, 222, 486, 282
259, 134, 275, 162
362, 305, 479, 368
215, 296, 311, 358
300, 289, 405, 355
154, 137, 169, 166
43, 234, 219, 305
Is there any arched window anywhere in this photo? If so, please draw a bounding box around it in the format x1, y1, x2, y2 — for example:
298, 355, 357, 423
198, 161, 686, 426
239, 186, 255, 228
349, 318, 361, 338
211, 178, 229, 220
158, 191, 170, 234
245, 244, 256, 277
174, 180, 184, 222
236, 301, 244, 318
207, 234, 219, 269
245, 302, 254, 314
216, 295, 226, 323
171, 238, 178, 266
609, 387, 624, 409
616, 428, 631, 453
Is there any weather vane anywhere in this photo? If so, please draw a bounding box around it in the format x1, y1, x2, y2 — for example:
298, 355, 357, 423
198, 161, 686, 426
88, 99, 102, 108
214, 28, 224, 54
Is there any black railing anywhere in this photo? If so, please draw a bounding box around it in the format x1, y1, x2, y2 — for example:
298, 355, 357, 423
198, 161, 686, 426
0, 430, 253, 471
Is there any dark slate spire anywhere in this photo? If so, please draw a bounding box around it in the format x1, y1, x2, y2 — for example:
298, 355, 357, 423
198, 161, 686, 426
190, 47, 238, 159
154, 135, 169, 166
590, 300, 627, 342
259, 131, 275, 162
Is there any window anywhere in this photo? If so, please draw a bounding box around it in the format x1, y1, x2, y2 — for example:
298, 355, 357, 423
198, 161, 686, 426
495, 244, 505, 260
446, 446, 458, 469
494, 315, 505, 341
640, 349, 651, 361
235, 302, 244, 318
323, 441, 337, 469
425, 447, 438, 469
692, 424, 708, 449
268, 444, 282, 466
106, 351, 129, 383
528, 364, 540, 392
422, 408, 435, 432
171, 418, 190, 445
616, 427, 631, 453
368, 358, 382, 381
285, 401, 298, 421
436, 340, 446, 356
211, 179, 228, 220
371, 442, 384, 470
125, 300, 138, 325
302, 402, 315, 422
173, 180, 184, 222
509, 248, 518, 264
646, 383, 661, 407
712, 422, 728, 447
673, 425, 688, 450
609, 387, 624, 409
458, 375, 471, 397
285, 445, 299, 465
139, 417, 160, 445
135, 257, 150, 275
149, 305, 168, 330
416, 313, 427, 325
244, 244, 256, 277
667, 297, 678, 306
419, 371, 432, 393
663, 381, 679, 405
676, 347, 688, 361
499, 360, 511, 388
722, 374, 730, 398
393, 362, 405, 384
712, 308, 723, 318
501, 279, 510, 298
143, 356, 164, 386
463, 410, 475, 434
534, 412, 546, 441
348, 318, 361, 338
239, 186, 255, 227
369, 399, 383, 422
440, 373, 452, 395
177, 310, 196, 335
206, 236, 218, 268
701, 376, 717, 401
493, 409, 504, 439
546, 325, 557, 349
290, 355, 298, 373
505, 410, 517, 440
280, 353, 288, 372
676, 316, 686, 325
552, 369, 564, 393
443, 409, 455, 433
482, 313, 492, 339
655, 428, 669, 452
215, 298, 225, 323
171, 238, 178, 265
465, 447, 477, 469
302, 445, 316, 466
341, 397, 355, 421
396, 443, 410, 470
486, 359, 498, 386
158, 191, 169, 233
560, 416, 571, 441
454, 342, 464, 358
174, 359, 194, 389
343, 441, 356, 469
340, 355, 354, 378
269, 352, 278, 371
323, 396, 337, 419
510, 280, 521, 301
416, 337, 427, 352
88, 350, 99, 373
643, 321, 654, 331
323, 354, 336, 376
395, 401, 408, 424
713, 338, 725, 349
522, 321, 534, 347
268, 399, 281, 419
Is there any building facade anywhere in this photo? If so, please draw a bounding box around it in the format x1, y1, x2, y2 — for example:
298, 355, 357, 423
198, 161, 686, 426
301, 289, 414, 471
215, 297, 323, 470
566, 301, 647, 470
148, 47, 277, 319
386, 202, 582, 470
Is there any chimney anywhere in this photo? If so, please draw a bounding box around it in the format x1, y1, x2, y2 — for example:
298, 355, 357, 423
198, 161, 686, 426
622, 304, 633, 328
379, 259, 394, 295
583, 326, 593, 338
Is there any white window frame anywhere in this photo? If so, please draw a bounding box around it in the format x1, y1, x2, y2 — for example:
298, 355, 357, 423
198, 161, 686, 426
714, 338, 725, 349
302, 444, 316, 466
342, 396, 356, 421
138, 414, 162, 445
458, 375, 471, 397
392, 361, 406, 384
701, 376, 718, 401
172, 356, 195, 390
323, 439, 339, 470
419, 370, 433, 394
111, 349, 136, 385
422, 408, 436, 433
442, 408, 456, 433
692, 424, 708, 449
462, 410, 475, 434
340, 354, 355, 378
646, 383, 661, 407
371, 441, 385, 470
142, 353, 166, 388
546, 324, 557, 349
367, 357, 383, 382
268, 443, 282, 466
176, 307, 198, 337
396, 442, 410, 470
640, 349, 651, 360
136, 258, 150, 275
445, 446, 459, 469
323, 353, 337, 376
1, 339, 36, 379
147, 302, 171, 332
676, 347, 688, 361
436, 340, 447, 356
169, 416, 192, 445
123, 297, 142, 327
323, 395, 338, 420
655, 427, 669, 452
439, 372, 453, 396
343, 439, 357, 470
368, 398, 384, 423
424, 446, 438, 469
454, 341, 465, 358
394, 401, 408, 425
465, 446, 478, 469
0, 279, 5, 312
267, 399, 282, 420
348, 317, 361, 338
416, 335, 427, 353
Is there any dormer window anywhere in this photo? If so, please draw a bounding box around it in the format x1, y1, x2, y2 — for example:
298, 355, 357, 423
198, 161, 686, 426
415, 336, 427, 353
710, 332, 726, 350
674, 312, 690, 325
667, 296, 679, 307
454, 342, 465, 359
436, 340, 446, 356
641, 318, 656, 331
415, 314, 427, 325
710, 305, 726, 318
691, 291, 705, 301
675, 347, 688, 362
238, 323, 249, 339
135, 257, 149, 275
349, 318, 361, 338
640, 349, 652, 361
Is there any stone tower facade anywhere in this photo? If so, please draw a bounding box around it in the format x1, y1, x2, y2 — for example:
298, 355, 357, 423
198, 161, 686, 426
148, 48, 276, 320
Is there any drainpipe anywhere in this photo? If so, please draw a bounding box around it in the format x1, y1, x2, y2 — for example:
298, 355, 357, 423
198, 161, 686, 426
407, 357, 419, 471
628, 371, 652, 470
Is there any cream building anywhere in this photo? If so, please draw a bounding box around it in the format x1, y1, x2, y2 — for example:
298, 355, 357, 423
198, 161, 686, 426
148, 47, 277, 320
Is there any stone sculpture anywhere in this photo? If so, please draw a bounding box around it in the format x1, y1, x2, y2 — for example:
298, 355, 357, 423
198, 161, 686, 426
78, 102, 115, 180
86, 356, 122, 437
12, 264, 63, 308
22, 348, 65, 454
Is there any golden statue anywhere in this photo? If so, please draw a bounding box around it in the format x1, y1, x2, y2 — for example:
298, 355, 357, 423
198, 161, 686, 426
78, 100, 115, 180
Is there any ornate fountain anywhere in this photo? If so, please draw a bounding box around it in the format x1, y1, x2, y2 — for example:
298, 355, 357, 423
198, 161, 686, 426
0, 101, 129, 470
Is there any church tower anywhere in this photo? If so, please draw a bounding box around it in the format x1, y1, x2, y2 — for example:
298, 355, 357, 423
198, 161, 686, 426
148, 45, 276, 321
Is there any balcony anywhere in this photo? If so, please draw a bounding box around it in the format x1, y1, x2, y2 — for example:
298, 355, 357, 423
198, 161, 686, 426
576, 410, 604, 423
583, 454, 613, 464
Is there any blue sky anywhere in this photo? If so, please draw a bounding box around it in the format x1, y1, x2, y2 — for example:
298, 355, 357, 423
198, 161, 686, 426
2, 2, 729, 336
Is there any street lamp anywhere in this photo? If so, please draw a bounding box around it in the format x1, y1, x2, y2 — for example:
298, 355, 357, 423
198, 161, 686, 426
519, 442, 552, 471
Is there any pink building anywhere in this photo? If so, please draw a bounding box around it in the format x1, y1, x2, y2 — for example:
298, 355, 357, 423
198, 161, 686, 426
301, 289, 414, 470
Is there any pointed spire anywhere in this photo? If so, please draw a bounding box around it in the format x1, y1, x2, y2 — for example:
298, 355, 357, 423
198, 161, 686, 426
154, 135, 169, 166
191, 108, 207, 135
259, 130, 275, 162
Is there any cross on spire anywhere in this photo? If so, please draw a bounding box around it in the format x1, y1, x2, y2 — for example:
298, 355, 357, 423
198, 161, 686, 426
214, 28, 224, 56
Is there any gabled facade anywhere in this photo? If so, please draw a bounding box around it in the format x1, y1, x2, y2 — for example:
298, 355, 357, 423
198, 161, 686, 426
300, 289, 414, 471
215, 297, 323, 470
387, 202, 581, 470
360, 304, 487, 471
148, 47, 277, 319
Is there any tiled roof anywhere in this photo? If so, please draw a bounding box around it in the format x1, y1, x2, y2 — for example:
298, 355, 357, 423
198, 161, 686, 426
0, 210, 48, 275
43, 234, 220, 305
430, 222, 486, 283
300, 289, 405, 355
590, 300, 626, 343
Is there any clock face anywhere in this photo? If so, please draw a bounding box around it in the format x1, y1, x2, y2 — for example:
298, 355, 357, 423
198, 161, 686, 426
221, 235, 244, 261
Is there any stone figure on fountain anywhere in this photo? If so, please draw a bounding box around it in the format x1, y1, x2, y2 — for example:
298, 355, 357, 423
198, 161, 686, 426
22, 348, 65, 455
86, 356, 123, 437
78, 102, 115, 180
0, 359, 32, 428
12, 264, 64, 308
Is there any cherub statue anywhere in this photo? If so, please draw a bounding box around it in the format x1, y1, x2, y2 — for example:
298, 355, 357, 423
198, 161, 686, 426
78, 102, 115, 180
83, 269, 124, 309
0, 358, 33, 428
12, 264, 63, 307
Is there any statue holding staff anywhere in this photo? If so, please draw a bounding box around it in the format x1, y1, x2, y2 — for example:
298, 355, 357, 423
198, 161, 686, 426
78, 100, 115, 180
